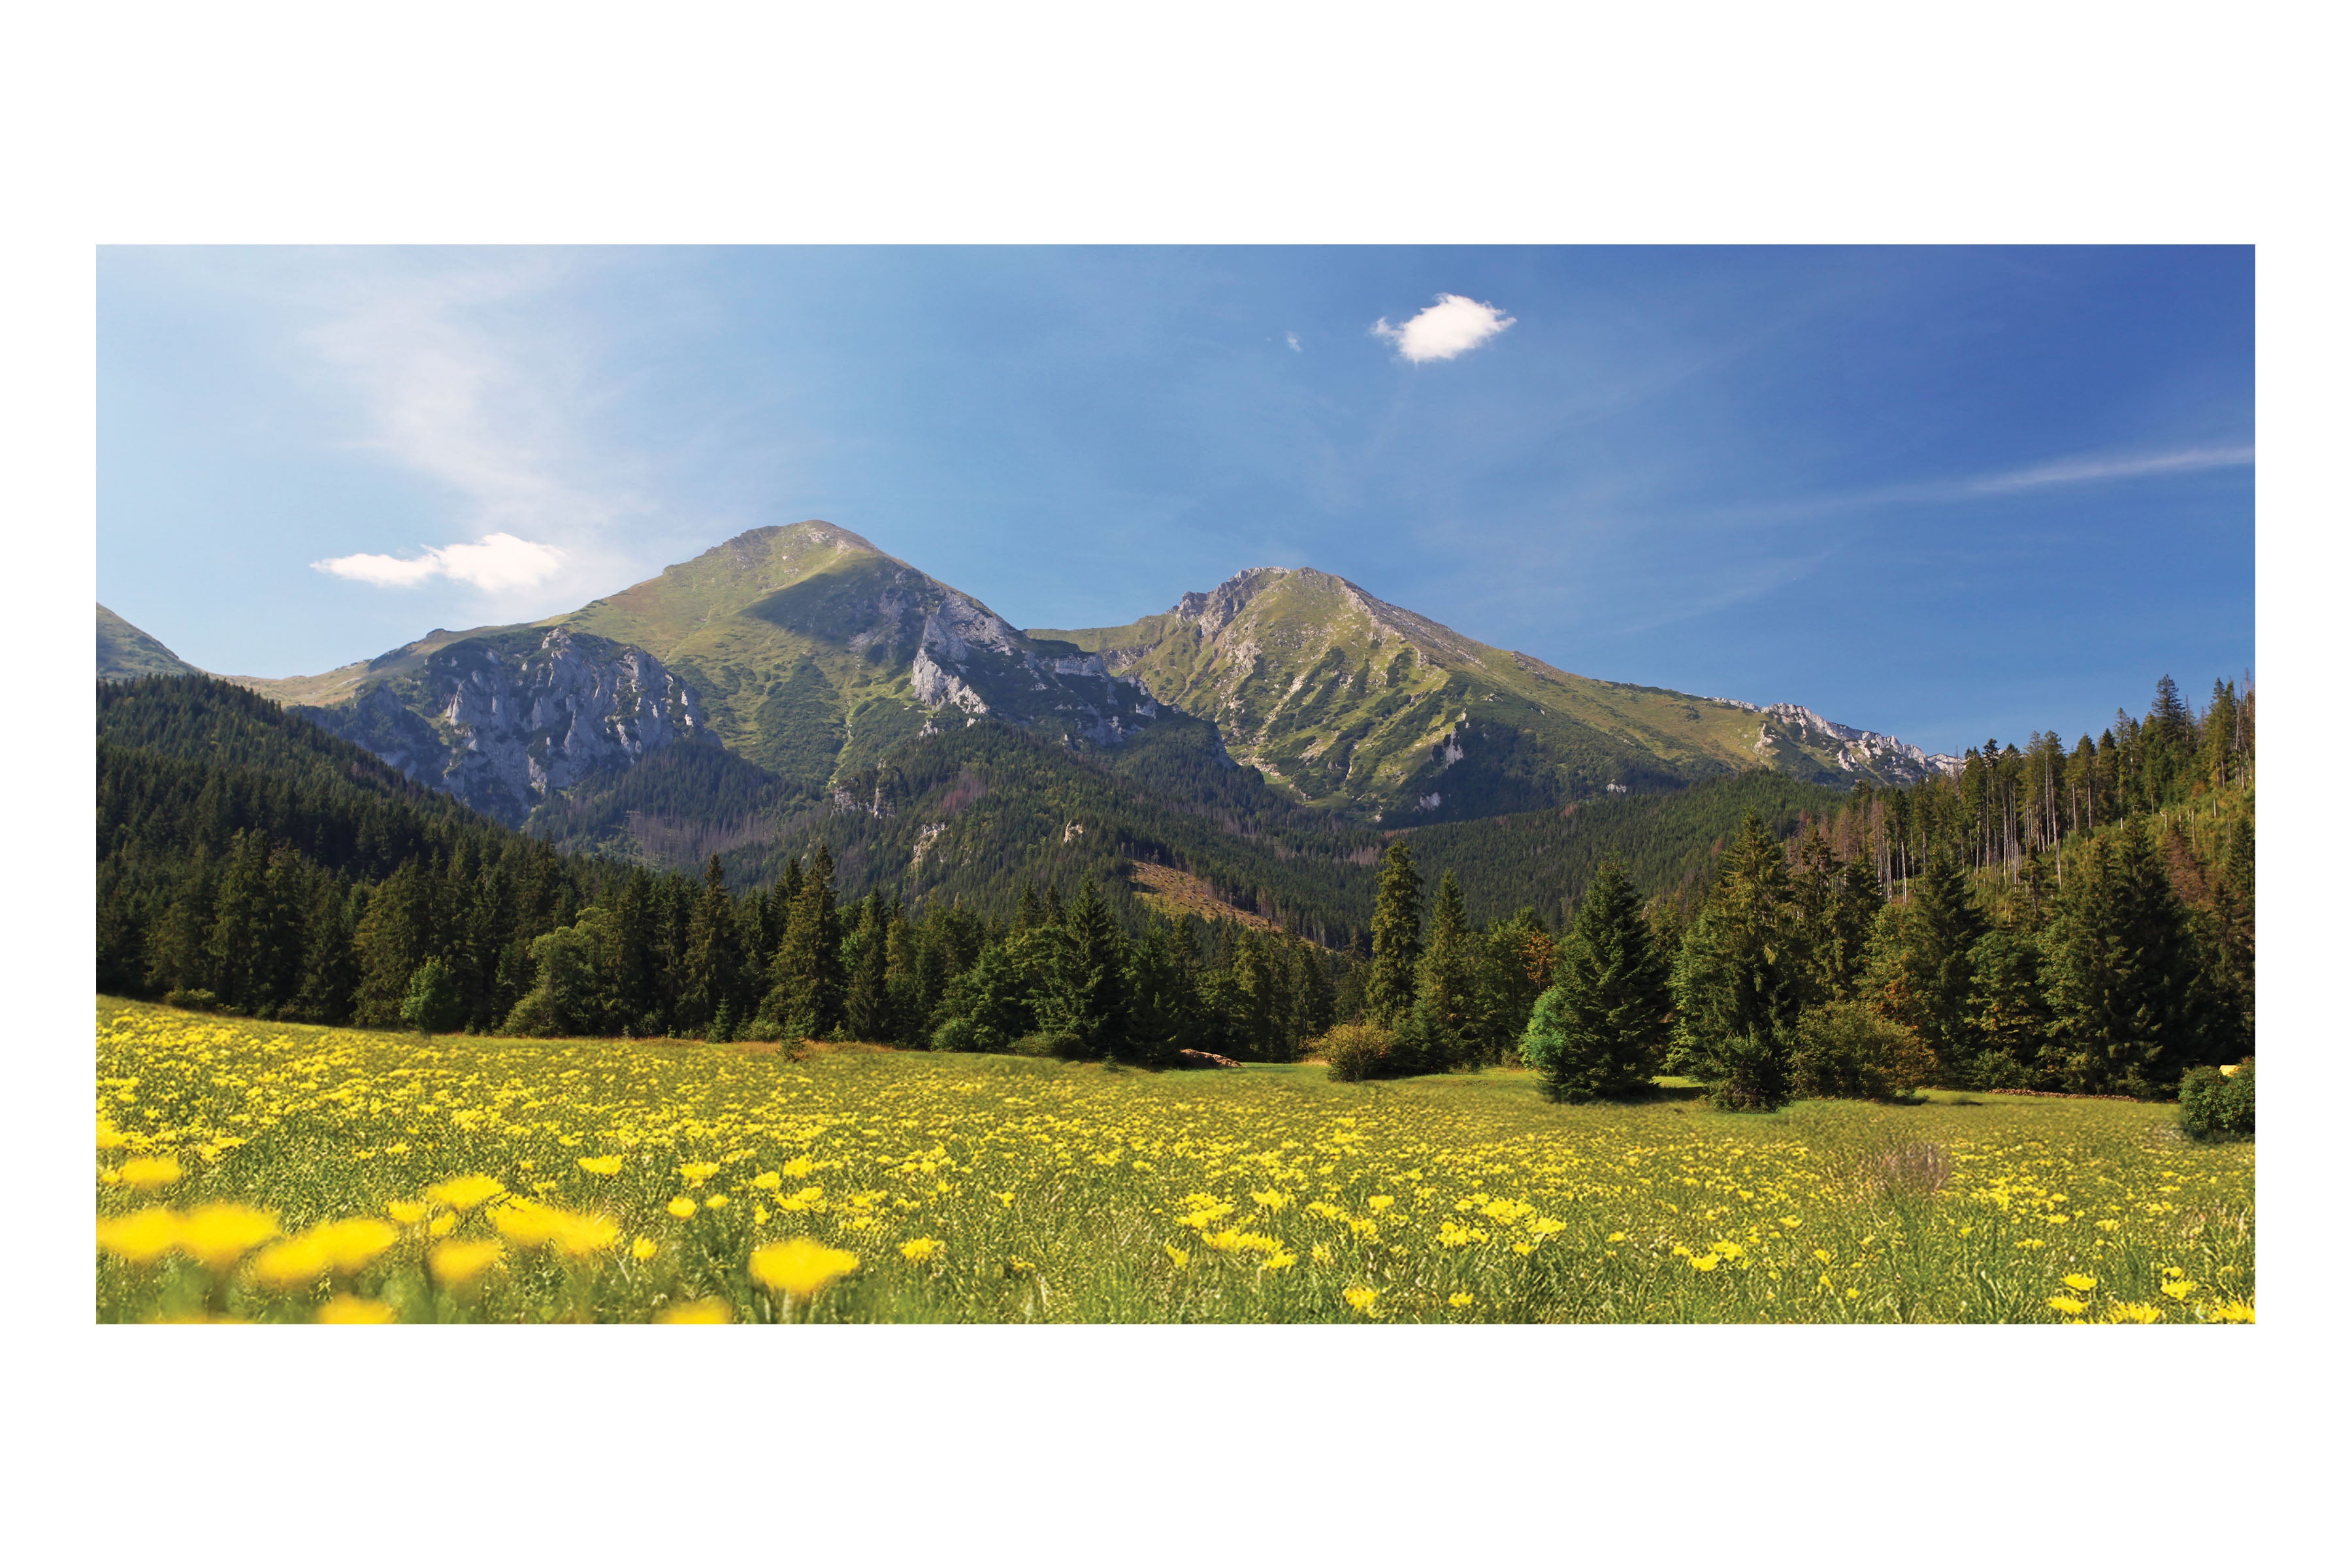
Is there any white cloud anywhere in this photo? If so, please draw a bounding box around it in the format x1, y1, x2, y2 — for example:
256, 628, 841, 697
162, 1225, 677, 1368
313, 531, 566, 591
1371, 293, 1515, 363
1285, 331, 1301, 352
1964, 444, 2255, 494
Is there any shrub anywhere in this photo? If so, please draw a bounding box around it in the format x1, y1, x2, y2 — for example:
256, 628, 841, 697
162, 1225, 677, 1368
1009, 1030, 1082, 1059
2180, 1062, 2255, 1141
1318, 1022, 1403, 1083
1792, 1000, 1919, 1102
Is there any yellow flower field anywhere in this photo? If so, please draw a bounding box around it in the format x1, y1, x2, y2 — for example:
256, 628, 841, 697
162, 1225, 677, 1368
94, 998, 2254, 1324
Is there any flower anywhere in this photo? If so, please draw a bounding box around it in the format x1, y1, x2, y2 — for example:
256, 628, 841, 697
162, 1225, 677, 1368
427, 1213, 458, 1239
426, 1175, 506, 1212
900, 1237, 945, 1264
2104, 1301, 2164, 1324
630, 1237, 659, 1262
1164, 1244, 1189, 1269
430, 1239, 504, 1286
752, 1171, 782, 1191
2063, 1273, 2098, 1292
316, 1294, 400, 1324
116, 1155, 184, 1190
1607, 1232, 1626, 1244
2208, 1300, 2255, 1324
492, 1200, 618, 1257
385, 1200, 429, 1226
1690, 1254, 1720, 1272
1367, 1196, 1394, 1212
2046, 1295, 2087, 1316
1448, 1292, 1475, 1309
666, 1196, 698, 1219
1343, 1286, 1379, 1316
1262, 1249, 1298, 1272
655, 1298, 734, 1324
749, 1237, 860, 1299
96, 1207, 180, 1264
577, 1155, 624, 1177
174, 1203, 279, 1271
678, 1161, 721, 1186
2161, 1279, 2198, 1301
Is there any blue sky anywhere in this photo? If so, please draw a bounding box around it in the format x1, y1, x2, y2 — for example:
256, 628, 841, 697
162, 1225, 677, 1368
97, 246, 2253, 754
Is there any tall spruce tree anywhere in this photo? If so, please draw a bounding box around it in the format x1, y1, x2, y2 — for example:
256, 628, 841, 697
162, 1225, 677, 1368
841, 894, 894, 1042
679, 855, 743, 1034
1053, 875, 1129, 1058
760, 843, 843, 1039
2046, 819, 2213, 1095
1521, 861, 1669, 1102
1670, 809, 1813, 1109
1407, 872, 1480, 1071
1365, 840, 1424, 1026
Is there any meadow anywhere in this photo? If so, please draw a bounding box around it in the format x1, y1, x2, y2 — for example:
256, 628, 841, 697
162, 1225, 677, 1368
95, 998, 2254, 1324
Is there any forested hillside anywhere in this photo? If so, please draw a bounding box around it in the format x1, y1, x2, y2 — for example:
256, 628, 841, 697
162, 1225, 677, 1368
95, 667, 2253, 1101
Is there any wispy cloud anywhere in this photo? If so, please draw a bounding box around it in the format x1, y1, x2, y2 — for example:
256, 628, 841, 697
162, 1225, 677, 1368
313, 531, 566, 591
1371, 293, 1514, 363
297, 253, 656, 613
1722, 442, 2256, 525
1962, 444, 2255, 494
1285, 331, 1301, 352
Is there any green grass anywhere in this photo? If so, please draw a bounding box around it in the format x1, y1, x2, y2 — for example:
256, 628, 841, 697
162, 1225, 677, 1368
95, 998, 2253, 1324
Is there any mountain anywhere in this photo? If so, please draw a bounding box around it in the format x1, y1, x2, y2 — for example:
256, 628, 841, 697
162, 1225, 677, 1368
122, 521, 1956, 858
98, 604, 202, 681
1034, 566, 1952, 823
291, 626, 709, 829
231, 524, 1178, 805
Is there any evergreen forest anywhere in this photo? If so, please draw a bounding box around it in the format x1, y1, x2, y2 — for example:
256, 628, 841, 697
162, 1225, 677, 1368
96, 671, 2253, 1103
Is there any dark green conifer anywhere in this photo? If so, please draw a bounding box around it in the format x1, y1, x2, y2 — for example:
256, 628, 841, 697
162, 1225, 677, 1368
1365, 841, 1423, 1026
1521, 861, 1669, 1102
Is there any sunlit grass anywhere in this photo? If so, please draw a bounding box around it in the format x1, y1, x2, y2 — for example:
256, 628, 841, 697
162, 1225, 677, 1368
95, 998, 2253, 1324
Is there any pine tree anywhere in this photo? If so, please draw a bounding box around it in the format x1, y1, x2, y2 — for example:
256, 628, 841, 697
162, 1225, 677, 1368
678, 855, 743, 1034
2046, 819, 2213, 1095
1051, 876, 1128, 1058
1406, 872, 1480, 1071
841, 895, 894, 1042
1122, 917, 1202, 1067
1365, 840, 1423, 1026
1521, 861, 1669, 1102
1670, 810, 1813, 1109
760, 843, 843, 1039
1876, 847, 1988, 1081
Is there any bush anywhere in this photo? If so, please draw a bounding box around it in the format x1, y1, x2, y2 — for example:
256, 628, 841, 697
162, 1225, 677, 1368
2180, 1062, 2255, 1141
1318, 1022, 1403, 1083
1792, 1001, 1919, 1102
1009, 1030, 1082, 1059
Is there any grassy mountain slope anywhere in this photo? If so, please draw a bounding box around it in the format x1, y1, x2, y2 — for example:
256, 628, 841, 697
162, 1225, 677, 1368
97, 605, 204, 681
1037, 566, 1935, 823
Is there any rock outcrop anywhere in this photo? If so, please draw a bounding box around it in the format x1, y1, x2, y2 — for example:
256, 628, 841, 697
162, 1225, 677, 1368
299, 627, 704, 826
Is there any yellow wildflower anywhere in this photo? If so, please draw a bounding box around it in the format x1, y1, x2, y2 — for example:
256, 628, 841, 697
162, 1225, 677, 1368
1165, 1244, 1189, 1269
900, 1237, 945, 1264
1262, 1249, 1298, 1272
2161, 1279, 2198, 1301
316, 1294, 399, 1324
630, 1237, 659, 1262
2063, 1273, 2098, 1292
577, 1155, 624, 1177
385, 1200, 429, 1226
425, 1175, 506, 1212
655, 1298, 734, 1324
749, 1237, 860, 1299
428, 1213, 458, 1239
1343, 1285, 1379, 1316
174, 1203, 279, 1271
678, 1161, 721, 1186
2104, 1301, 2164, 1324
430, 1239, 504, 1286
1448, 1292, 1475, 1309
1690, 1254, 1720, 1272
97, 1207, 180, 1264
752, 1171, 782, 1191
117, 1155, 184, 1190
2046, 1295, 2087, 1316
2208, 1300, 2255, 1324
666, 1196, 698, 1219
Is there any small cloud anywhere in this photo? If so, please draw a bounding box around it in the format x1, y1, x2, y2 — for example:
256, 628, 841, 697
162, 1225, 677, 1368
312, 531, 565, 592
1285, 332, 1301, 352
1371, 293, 1515, 363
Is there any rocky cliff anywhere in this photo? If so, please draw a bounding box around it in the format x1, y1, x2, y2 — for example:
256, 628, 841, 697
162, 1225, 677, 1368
297, 626, 705, 827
